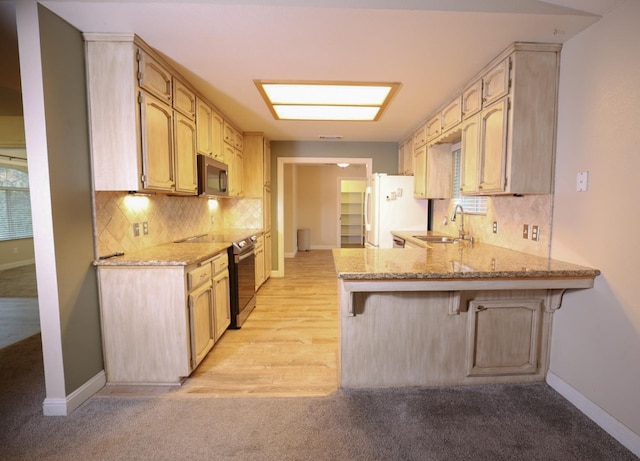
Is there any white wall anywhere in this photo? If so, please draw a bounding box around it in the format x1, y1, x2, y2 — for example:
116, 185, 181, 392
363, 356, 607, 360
550, 0, 640, 453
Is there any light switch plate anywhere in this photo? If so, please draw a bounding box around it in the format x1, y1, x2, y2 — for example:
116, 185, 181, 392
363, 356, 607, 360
523, 224, 529, 239
133, 223, 140, 237
577, 171, 589, 192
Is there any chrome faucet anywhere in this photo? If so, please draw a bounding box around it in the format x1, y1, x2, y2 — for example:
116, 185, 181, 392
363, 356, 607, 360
450, 204, 469, 242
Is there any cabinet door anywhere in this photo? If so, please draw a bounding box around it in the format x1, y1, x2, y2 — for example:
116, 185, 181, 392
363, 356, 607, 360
255, 244, 265, 289
233, 149, 244, 197
264, 231, 272, 280
138, 50, 172, 103
211, 110, 224, 161
263, 139, 271, 186
223, 121, 236, 146
482, 57, 510, 106
413, 144, 426, 198
213, 269, 230, 341
425, 115, 441, 141
263, 186, 272, 231
465, 299, 543, 376
188, 280, 215, 369
196, 98, 213, 157
462, 80, 482, 119
479, 98, 509, 193
174, 113, 197, 195
413, 124, 427, 148
441, 96, 462, 134
460, 115, 480, 194
139, 91, 174, 191
173, 80, 196, 119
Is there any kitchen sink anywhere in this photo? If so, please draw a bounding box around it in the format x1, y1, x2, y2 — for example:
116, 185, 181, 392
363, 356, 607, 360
412, 235, 458, 244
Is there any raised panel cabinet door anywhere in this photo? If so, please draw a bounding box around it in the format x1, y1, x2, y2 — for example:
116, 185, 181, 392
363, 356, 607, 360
465, 299, 543, 376
403, 137, 414, 175
413, 144, 427, 198
139, 91, 174, 191
233, 149, 244, 197
413, 124, 427, 148
173, 79, 196, 119
264, 231, 272, 278
482, 57, 510, 106
188, 280, 215, 369
462, 80, 482, 119
479, 98, 509, 193
211, 110, 224, 160
263, 186, 271, 231
459, 115, 480, 194
223, 121, 236, 146
213, 269, 230, 341
441, 96, 462, 134
263, 139, 271, 186
137, 50, 172, 103
196, 98, 213, 156
425, 115, 441, 141
174, 112, 197, 195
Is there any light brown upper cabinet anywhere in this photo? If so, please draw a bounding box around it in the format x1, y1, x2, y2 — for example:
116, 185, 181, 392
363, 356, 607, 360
440, 96, 462, 135
138, 51, 172, 103
173, 79, 196, 120
196, 98, 214, 157
415, 42, 561, 197
85, 34, 203, 195
481, 57, 510, 107
461, 80, 482, 120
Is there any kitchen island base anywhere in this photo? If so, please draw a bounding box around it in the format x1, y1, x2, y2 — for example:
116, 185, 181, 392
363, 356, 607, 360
338, 278, 590, 389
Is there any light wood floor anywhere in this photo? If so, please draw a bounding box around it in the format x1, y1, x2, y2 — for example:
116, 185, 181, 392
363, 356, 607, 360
100, 250, 339, 398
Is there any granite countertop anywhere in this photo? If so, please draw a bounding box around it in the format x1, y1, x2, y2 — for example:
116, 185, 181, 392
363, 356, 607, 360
332, 240, 601, 280
95, 242, 231, 267
94, 228, 261, 267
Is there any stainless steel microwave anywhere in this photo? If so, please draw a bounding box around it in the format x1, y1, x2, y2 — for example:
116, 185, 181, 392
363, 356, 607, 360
197, 154, 229, 197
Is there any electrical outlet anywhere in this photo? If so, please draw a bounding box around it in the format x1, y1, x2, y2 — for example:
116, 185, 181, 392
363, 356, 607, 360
12, 247, 18, 254
142, 221, 149, 235
493, 221, 498, 233
531, 225, 539, 241
522, 224, 529, 239
133, 223, 140, 237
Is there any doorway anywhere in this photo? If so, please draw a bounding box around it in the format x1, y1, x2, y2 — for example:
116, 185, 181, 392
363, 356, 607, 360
338, 178, 367, 248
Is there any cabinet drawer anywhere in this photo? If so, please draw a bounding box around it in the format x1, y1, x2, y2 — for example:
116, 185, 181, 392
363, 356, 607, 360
212, 253, 229, 274
187, 263, 212, 290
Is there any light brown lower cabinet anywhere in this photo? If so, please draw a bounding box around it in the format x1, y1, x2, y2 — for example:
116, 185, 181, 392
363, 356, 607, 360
97, 250, 230, 384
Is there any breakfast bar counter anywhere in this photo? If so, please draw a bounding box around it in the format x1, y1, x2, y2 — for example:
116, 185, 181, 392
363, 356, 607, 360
332, 243, 599, 388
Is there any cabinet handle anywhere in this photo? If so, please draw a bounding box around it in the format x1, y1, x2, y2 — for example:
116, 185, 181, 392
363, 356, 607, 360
477, 305, 487, 312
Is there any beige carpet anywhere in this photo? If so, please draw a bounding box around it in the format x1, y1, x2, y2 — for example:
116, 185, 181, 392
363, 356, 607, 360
0, 265, 37, 298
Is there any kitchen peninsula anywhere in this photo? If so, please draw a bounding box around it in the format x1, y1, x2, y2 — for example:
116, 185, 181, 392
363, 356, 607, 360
332, 238, 600, 388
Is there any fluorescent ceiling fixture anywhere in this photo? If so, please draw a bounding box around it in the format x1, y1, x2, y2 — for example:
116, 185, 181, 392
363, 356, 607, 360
273, 105, 380, 121
255, 81, 400, 121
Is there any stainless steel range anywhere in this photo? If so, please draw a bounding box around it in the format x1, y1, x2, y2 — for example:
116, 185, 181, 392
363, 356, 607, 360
176, 232, 257, 329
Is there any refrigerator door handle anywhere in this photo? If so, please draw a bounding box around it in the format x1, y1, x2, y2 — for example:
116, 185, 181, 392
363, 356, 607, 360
364, 186, 372, 231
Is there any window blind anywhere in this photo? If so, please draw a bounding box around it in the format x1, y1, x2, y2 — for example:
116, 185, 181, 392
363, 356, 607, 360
452, 148, 487, 214
0, 167, 33, 240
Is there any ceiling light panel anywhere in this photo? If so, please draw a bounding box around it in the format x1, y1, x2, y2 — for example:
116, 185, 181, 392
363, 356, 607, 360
255, 80, 400, 121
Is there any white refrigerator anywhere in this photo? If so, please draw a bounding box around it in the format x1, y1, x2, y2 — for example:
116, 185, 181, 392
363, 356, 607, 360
364, 174, 429, 248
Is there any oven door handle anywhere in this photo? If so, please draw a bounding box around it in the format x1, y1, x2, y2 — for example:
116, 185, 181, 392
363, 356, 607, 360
237, 249, 255, 262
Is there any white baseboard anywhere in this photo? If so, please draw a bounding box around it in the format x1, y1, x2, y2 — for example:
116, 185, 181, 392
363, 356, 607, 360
547, 371, 640, 457
284, 251, 296, 258
43, 370, 106, 416
0, 258, 35, 271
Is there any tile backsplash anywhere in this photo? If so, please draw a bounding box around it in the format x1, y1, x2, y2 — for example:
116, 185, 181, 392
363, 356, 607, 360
94, 192, 262, 257
432, 195, 553, 258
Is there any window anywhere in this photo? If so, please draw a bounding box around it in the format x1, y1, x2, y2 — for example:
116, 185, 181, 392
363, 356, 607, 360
452, 147, 487, 214
0, 166, 33, 240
